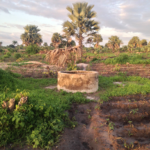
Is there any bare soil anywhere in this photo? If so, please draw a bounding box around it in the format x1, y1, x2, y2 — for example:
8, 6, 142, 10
0, 61, 65, 78
53, 94, 150, 150
92, 63, 150, 78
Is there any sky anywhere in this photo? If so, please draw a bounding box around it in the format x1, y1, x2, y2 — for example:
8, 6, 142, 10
0, 0, 150, 46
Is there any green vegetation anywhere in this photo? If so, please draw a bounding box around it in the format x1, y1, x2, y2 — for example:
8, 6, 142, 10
26, 44, 40, 54
14, 53, 21, 59
102, 53, 150, 64
0, 69, 89, 149
98, 73, 150, 101
21, 25, 43, 46
3, 52, 11, 58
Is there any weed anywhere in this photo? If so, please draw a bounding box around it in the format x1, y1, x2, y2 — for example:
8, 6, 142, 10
124, 142, 134, 149
108, 122, 115, 130
128, 131, 133, 137
130, 109, 138, 115
88, 115, 91, 119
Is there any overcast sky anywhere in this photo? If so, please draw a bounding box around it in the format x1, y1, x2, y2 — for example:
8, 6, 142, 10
0, 0, 150, 46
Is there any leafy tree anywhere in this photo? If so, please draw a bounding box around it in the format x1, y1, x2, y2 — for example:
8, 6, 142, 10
12, 41, 18, 46
21, 25, 43, 46
59, 35, 76, 48
51, 33, 62, 49
63, 2, 100, 58
43, 42, 48, 47
107, 36, 123, 52
0, 41, 2, 47
93, 34, 103, 48
8, 44, 15, 48
128, 36, 140, 48
140, 39, 147, 47
0, 41, 2, 50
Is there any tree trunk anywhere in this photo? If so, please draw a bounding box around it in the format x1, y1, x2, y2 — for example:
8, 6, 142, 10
79, 33, 83, 59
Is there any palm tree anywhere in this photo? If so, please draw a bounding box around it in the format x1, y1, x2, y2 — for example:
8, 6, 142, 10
43, 42, 48, 47
108, 36, 123, 52
128, 36, 140, 48
21, 25, 43, 46
63, 2, 100, 58
0, 41, 2, 48
140, 39, 147, 47
12, 41, 18, 46
51, 33, 62, 49
93, 34, 103, 48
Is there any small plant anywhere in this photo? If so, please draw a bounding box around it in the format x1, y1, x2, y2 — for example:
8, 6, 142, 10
16, 58, 24, 62
130, 108, 138, 115
128, 130, 133, 137
108, 122, 115, 130
88, 115, 91, 119
128, 121, 134, 128
67, 52, 77, 71
124, 142, 134, 149
113, 63, 120, 71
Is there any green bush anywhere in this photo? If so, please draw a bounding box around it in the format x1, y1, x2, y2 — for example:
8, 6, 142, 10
3, 52, 11, 58
0, 49, 4, 53
0, 69, 88, 149
26, 44, 40, 54
14, 53, 21, 59
103, 53, 150, 65
7, 48, 18, 53
104, 54, 129, 64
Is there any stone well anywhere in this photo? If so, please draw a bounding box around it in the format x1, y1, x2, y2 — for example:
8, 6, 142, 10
57, 70, 98, 93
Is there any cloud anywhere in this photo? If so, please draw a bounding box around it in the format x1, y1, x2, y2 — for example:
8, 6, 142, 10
0, 0, 150, 45
0, 6, 10, 13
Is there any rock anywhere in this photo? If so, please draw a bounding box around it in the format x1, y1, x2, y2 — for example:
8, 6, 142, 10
8, 98, 15, 111
2, 101, 8, 109
18, 97, 28, 106
76, 63, 90, 70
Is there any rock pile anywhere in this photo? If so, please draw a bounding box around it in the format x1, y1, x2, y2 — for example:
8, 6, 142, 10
2, 97, 28, 111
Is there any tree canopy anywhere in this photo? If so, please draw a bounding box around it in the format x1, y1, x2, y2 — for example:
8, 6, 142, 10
43, 42, 48, 47
12, 41, 18, 46
128, 36, 140, 48
140, 39, 147, 47
51, 33, 62, 49
107, 36, 123, 52
21, 25, 43, 46
93, 34, 103, 48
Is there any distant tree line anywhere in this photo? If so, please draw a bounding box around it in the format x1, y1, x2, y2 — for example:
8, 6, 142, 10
1, 2, 150, 55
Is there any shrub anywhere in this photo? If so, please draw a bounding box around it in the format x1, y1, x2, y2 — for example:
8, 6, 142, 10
8, 48, 18, 53
26, 44, 40, 54
3, 52, 11, 58
14, 53, 21, 59
0, 49, 4, 53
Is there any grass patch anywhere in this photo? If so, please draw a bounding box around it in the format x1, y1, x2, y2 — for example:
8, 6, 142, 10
102, 53, 150, 64
99, 73, 150, 101
8, 62, 32, 66
0, 69, 89, 149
